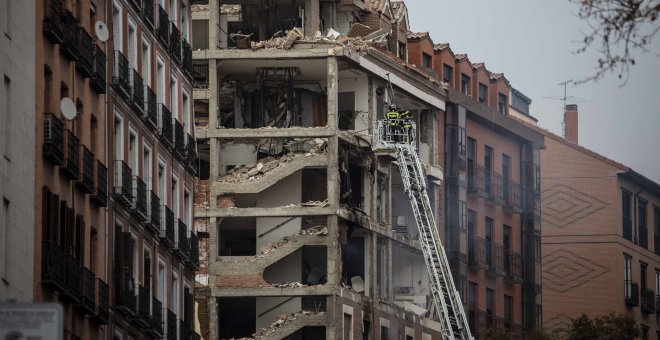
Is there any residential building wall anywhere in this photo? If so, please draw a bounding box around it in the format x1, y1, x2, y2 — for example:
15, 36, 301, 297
0, 0, 36, 302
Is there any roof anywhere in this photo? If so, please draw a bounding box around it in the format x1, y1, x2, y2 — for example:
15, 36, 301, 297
220, 4, 241, 14
472, 62, 485, 70
391, 0, 408, 23
433, 43, 449, 51
407, 31, 430, 41
489, 71, 511, 86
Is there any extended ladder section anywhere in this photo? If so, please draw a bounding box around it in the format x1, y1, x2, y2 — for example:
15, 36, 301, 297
375, 120, 473, 340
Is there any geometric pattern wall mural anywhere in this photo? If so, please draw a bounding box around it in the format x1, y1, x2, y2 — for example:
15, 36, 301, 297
542, 184, 609, 229
543, 249, 610, 293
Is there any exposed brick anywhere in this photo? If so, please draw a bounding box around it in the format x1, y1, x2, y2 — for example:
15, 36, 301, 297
215, 273, 268, 288
216, 195, 236, 208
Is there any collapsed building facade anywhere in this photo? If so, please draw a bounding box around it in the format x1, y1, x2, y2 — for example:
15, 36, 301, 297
191, 0, 543, 338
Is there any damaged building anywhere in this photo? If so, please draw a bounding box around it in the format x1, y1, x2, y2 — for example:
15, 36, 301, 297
191, 0, 543, 339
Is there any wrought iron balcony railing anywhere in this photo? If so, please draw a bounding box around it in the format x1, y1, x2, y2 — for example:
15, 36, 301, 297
143, 0, 154, 28
76, 27, 94, 77
91, 45, 106, 93
41, 241, 66, 291
78, 146, 94, 194
468, 236, 488, 269
186, 134, 197, 174
131, 69, 145, 113
148, 296, 164, 338
93, 278, 109, 324
132, 176, 148, 221
504, 251, 523, 284
64, 254, 83, 303
487, 171, 505, 205
176, 219, 190, 260
156, 5, 168, 44
148, 191, 161, 235
43, 0, 64, 44
169, 22, 181, 63
182, 38, 193, 76
167, 309, 177, 340
136, 284, 151, 327
60, 10, 79, 61
63, 129, 80, 180
180, 318, 192, 340
642, 288, 655, 314
144, 85, 158, 130
114, 269, 136, 316
114, 160, 133, 207
487, 243, 506, 276
80, 267, 96, 315
625, 280, 640, 306
129, 0, 142, 12
43, 113, 65, 166
113, 50, 130, 99
174, 119, 185, 159
91, 160, 108, 207
467, 164, 488, 197
158, 104, 174, 147
192, 62, 208, 89
503, 179, 522, 213
160, 205, 175, 250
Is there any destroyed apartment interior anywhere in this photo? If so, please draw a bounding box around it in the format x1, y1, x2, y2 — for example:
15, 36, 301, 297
192, 0, 541, 339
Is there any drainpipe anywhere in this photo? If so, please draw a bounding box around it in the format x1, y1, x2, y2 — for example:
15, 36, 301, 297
103, 1, 109, 339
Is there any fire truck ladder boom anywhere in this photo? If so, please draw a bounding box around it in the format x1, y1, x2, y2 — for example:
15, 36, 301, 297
375, 120, 473, 340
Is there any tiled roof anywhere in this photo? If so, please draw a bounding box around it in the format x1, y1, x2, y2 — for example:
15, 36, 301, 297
433, 43, 449, 51
407, 31, 430, 40
455, 53, 467, 60
391, 0, 407, 21
365, 0, 386, 12
472, 62, 486, 70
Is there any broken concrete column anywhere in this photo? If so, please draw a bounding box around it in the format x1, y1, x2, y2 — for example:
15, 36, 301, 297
304, 0, 320, 37
326, 57, 338, 130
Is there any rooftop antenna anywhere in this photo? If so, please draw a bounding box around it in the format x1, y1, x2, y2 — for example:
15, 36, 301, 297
558, 80, 572, 138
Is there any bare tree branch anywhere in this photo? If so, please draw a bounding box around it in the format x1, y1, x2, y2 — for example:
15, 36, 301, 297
570, 0, 660, 84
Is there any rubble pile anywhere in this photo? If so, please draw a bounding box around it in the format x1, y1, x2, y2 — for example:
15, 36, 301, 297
218, 139, 327, 183
252, 311, 326, 339
300, 199, 329, 207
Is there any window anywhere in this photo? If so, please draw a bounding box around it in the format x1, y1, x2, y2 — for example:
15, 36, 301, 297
131, 233, 138, 280
114, 113, 124, 161
181, 1, 189, 41
504, 295, 513, 326
89, 3, 97, 34
171, 175, 179, 219
468, 281, 477, 309
143, 144, 152, 188
184, 189, 191, 228
156, 58, 165, 103
112, 2, 122, 51
398, 42, 406, 60
484, 145, 493, 195
654, 206, 660, 255
141, 39, 151, 86
622, 190, 632, 241
169, 0, 177, 24
443, 64, 453, 86
128, 129, 137, 171
2, 76, 10, 157
182, 91, 190, 134
1, 199, 8, 281
91, 115, 98, 153
127, 19, 137, 69
503, 225, 511, 273
158, 259, 166, 305
485, 217, 494, 267
171, 271, 179, 315
498, 93, 508, 114
143, 246, 152, 294
380, 326, 389, 340
486, 288, 494, 326
641, 262, 648, 295
157, 160, 166, 201
478, 83, 487, 104
343, 313, 353, 340
461, 74, 470, 96
170, 75, 178, 115
639, 199, 648, 248
422, 53, 431, 68
467, 138, 476, 189
502, 154, 511, 202
624, 254, 632, 299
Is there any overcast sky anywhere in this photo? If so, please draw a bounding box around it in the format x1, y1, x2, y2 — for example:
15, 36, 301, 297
406, 0, 660, 183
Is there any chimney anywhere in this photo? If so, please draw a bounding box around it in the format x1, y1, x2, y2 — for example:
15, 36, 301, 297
564, 104, 578, 144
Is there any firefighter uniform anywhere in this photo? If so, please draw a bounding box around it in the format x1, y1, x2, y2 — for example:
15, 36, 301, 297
385, 106, 401, 142
399, 108, 412, 143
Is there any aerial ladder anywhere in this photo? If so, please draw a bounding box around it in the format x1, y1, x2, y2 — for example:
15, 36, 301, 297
373, 76, 473, 340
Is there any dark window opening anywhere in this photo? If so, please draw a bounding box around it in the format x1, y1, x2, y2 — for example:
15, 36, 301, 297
218, 217, 256, 256
639, 199, 648, 248
443, 64, 453, 86
422, 52, 432, 68
218, 297, 256, 339
341, 228, 365, 287
623, 190, 632, 241
461, 74, 470, 96
498, 93, 508, 114
478, 83, 487, 104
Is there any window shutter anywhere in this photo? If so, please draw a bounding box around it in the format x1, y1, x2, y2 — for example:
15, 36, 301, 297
48, 191, 60, 243
122, 232, 134, 277
75, 214, 85, 262
144, 252, 152, 291
114, 226, 123, 272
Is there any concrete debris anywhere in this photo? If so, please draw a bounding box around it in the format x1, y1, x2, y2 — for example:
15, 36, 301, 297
271, 282, 305, 288
220, 4, 241, 14
251, 28, 303, 50
191, 4, 208, 12
252, 311, 326, 339
301, 199, 329, 207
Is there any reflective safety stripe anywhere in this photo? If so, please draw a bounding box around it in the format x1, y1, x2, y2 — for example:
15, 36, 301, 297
386, 111, 400, 119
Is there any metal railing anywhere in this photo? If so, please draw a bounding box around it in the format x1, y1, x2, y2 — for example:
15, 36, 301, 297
143, 0, 154, 28
95, 278, 109, 324
43, 0, 64, 44
133, 176, 148, 221
92, 160, 108, 207
487, 171, 505, 204
144, 85, 158, 129
92, 46, 106, 93
113, 160, 133, 207
43, 113, 65, 165
158, 104, 173, 147
167, 309, 177, 340
137, 284, 151, 327
81, 267, 96, 314
176, 219, 190, 260
149, 297, 164, 337
182, 39, 193, 76
174, 119, 185, 158
76, 27, 94, 77
192, 62, 208, 88
63, 129, 80, 180
468, 164, 488, 197
156, 5, 168, 44
79, 146, 95, 194
114, 270, 136, 316
60, 10, 78, 61
642, 288, 655, 313
186, 133, 197, 173
149, 191, 161, 234
504, 180, 522, 213
113, 50, 130, 99
625, 280, 639, 306
504, 251, 523, 283
188, 232, 199, 270
64, 255, 83, 303
169, 22, 181, 63
131, 69, 144, 112
160, 205, 175, 249
42, 241, 66, 291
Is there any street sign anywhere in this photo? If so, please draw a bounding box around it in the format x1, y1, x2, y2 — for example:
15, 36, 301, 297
0, 303, 63, 340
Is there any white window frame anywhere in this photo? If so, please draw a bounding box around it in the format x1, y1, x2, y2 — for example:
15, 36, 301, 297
169, 74, 178, 117
158, 158, 167, 203
128, 126, 138, 173
127, 17, 138, 69
112, 1, 123, 51
181, 0, 189, 41
182, 89, 190, 135
143, 143, 152, 189
156, 56, 165, 104
114, 111, 124, 161
171, 174, 179, 220
141, 37, 152, 87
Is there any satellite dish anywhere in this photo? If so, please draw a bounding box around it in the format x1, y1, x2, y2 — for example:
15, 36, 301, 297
95, 21, 109, 42
60, 98, 77, 121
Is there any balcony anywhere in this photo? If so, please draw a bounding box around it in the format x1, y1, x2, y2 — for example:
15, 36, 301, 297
486, 171, 505, 205
148, 297, 164, 338
467, 164, 488, 198
180, 319, 193, 340
76, 27, 94, 77
169, 22, 181, 64
143, 0, 154, 28
91, 46, 106, 93
173, 119, 185, 159
642, 288, 655, 313
486, 243, 506, 276
156, 5, 168, 44
78, 146, 94, 194
63, 129, 80, 180
114, 270, 137, 316
160, 205, 175, 250
188, 232, 199, 270
129, 0, 142, 12
60, 10, 79, 61
504, 251, 523, 284
166, 309, 177, 340
625, 280, 639, 306
469, 309, 506, 338
176, 219, 190, 260
93, 278, 109, 324
80, 267, 96, 315
158, 104, 174, 147
91, 160, 108, 207
41, 241, 66, 291
113, 50, 130, 100
182, 39, 193, 76
136, 284, 151, 327
43, 113, 65, 166
130, 69, 145, 113
132, 176, 148, 221
148, 191, 161, 235
503, 180, 522, 213
468, 237, 488, 269
192, 62, 208, 89
144, 86, 158, 130
64, 255, 83, 303
656, 295, 660, 313
114, 160, 133, 207
43, 0, 64, 44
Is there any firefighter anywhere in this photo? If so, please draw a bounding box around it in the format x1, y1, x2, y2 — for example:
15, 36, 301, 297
398, 106, 412, 144
385, 104, 401, 142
